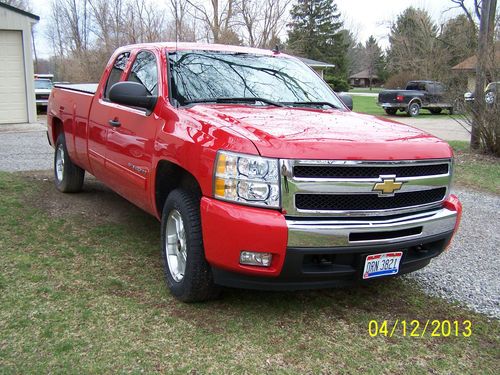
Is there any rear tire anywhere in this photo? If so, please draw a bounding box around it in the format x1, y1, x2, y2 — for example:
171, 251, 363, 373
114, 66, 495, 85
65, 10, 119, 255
384, 108, 398, 116
54, 134, 85, 193
161, 189, 220, 302
429, 108, 442, 115
407, 102, 421, 117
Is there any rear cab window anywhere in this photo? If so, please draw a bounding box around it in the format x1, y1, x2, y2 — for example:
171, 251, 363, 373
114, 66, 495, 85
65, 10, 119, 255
406, 82, 426, 91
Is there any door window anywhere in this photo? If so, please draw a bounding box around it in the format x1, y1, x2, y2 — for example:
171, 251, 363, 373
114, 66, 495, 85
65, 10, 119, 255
104, 52, 130, 99
127, 51, 158, 96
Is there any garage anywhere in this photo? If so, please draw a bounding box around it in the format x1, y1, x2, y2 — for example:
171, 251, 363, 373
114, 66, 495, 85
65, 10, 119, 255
0, 3, 39, 124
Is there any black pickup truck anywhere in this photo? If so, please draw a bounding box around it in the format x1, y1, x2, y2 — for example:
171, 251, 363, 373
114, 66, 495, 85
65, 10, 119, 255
378, 80, 453, 117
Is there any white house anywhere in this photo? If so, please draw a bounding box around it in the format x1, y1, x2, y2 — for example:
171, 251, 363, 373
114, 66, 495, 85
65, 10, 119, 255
0, 2, 39, 124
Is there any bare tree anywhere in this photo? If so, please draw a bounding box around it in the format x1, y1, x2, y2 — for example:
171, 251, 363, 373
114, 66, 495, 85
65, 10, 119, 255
471, 0, 497, 150
168, 0, 197, 42
239, 0, 288, 48
46, 0, 171, 81
0, 0, 31, 11
449, 0, 481, 30
186, 0, 239, 43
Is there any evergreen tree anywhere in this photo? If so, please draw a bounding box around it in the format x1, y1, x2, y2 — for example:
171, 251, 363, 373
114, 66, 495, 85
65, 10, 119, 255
287, 0, 348, 80
364, 36, 387, 87
387, 7, 440, 79
440, 14, 477, 67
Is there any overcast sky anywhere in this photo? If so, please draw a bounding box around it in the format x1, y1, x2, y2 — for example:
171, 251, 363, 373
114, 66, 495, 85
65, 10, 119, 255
30, 0, 475, 59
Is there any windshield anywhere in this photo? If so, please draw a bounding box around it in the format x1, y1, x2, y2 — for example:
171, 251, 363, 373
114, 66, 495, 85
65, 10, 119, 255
35, 79, 53, 90
168, 50, 344, 108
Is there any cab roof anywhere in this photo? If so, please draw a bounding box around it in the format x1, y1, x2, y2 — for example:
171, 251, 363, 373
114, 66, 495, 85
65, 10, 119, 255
117, 42, 290, 57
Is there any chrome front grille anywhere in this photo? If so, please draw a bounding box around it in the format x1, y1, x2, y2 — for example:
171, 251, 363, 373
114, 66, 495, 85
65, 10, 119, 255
280, 159, 452, 217
293, 163, 449, 179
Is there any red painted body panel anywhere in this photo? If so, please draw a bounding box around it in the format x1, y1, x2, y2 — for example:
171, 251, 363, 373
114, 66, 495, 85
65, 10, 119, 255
443, 194, 463, 249
200, 197, 288, 276
181, 105, 453, 160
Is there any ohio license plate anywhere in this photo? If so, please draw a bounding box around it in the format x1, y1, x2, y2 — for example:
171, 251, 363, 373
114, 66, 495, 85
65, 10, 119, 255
363, 251, 403, 279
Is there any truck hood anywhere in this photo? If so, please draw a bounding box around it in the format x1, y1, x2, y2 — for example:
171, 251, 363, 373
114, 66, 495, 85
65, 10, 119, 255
184, 105, 452, 160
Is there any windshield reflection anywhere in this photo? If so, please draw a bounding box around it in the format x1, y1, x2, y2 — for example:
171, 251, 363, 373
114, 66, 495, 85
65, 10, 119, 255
168, 51, 343, 108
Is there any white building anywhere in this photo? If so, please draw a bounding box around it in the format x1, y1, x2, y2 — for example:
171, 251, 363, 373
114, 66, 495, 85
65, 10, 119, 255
0, 2, 39, 124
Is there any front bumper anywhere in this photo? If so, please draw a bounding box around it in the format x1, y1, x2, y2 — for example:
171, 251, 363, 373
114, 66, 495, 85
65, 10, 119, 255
200, 195, 461, 290
212, 232, 452, 290
36, 99, 49, 106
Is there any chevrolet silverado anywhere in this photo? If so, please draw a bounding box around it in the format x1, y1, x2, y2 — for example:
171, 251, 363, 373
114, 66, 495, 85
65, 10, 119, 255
47, 43, 462, 302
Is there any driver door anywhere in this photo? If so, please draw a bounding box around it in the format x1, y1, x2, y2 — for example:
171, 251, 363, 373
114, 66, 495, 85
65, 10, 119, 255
104, 50, 162, 213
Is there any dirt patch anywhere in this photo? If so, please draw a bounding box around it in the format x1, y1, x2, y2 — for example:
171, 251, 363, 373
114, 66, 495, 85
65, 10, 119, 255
16, 170, 155, 225
454, 149, 498, 165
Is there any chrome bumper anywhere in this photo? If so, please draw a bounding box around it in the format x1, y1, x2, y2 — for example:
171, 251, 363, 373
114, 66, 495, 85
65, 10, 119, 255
287, 208, 457, 247
378, 102, 406, 108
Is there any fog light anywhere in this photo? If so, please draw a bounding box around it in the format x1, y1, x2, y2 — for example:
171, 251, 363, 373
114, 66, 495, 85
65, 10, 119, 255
240, 251, 272, 267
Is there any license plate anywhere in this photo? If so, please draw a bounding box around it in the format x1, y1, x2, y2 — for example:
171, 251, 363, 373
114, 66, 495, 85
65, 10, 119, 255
363, 251, 403, 279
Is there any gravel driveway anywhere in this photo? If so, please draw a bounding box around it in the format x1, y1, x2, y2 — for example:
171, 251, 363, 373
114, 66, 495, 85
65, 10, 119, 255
0, 121, 52, 172
396, 117, 471, 142
407, 189, 500, 319
0, 120, 498, 319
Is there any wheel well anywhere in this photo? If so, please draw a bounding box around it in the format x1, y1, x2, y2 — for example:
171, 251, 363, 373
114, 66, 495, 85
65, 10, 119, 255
52, 117, 63, 144
155, 160, 202, 216
408, 98, 422, 107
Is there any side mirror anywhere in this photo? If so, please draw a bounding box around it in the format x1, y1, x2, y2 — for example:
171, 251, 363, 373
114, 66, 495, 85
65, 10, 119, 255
108, 81, 157, 111
339, 93, 353, 110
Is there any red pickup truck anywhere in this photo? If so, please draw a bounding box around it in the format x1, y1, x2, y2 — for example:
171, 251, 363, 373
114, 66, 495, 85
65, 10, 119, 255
47, 43, 462, 302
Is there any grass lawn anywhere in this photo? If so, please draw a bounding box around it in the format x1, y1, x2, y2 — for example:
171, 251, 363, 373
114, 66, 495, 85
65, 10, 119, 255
351, 96, 457, 119
351, 95, 386, 116
0, 171, 499, 373
449, 141, 500, 195
348, 87, 384, 94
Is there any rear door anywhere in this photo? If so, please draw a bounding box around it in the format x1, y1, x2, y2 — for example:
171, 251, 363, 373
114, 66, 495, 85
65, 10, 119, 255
104, 49, 163, 212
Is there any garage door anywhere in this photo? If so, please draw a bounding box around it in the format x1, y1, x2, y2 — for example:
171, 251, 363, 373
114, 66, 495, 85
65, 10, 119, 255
0, 30, 28, 124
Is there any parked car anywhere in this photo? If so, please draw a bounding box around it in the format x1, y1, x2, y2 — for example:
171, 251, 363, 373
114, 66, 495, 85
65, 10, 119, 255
378, 80, 454, 117
463, 81, 498, 105
34, 78, 53, 108
47, 43, 462, 302
485, 82, 498, 104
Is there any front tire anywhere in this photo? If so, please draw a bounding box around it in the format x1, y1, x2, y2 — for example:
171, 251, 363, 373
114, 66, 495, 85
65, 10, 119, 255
407, 102, 421, 117
54, 134, 85, 193
161, 189, 220, 302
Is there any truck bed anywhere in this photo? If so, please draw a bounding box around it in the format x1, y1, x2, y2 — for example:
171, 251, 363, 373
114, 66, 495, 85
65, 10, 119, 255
54, 83, 98, 95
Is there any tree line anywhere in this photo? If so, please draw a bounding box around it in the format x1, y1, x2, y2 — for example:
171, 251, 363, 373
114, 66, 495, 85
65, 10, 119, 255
2, 0, 498, 91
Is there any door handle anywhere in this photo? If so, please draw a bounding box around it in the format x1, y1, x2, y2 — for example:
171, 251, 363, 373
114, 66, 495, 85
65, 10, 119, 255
108, 119, 121, 127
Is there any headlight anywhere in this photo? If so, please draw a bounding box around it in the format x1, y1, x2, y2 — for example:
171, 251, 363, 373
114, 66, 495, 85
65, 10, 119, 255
213, 150, 280, 208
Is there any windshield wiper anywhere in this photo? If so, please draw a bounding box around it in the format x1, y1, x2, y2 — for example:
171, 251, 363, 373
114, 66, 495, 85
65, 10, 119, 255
183, 97, 285, 107
282, 101, 341, 109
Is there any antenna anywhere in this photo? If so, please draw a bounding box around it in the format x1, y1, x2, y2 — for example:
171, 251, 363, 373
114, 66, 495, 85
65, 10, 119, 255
174, 0, 179, 49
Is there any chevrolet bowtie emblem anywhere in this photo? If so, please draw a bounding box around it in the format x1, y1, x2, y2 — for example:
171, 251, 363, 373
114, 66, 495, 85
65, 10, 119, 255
373, 177, 404, 195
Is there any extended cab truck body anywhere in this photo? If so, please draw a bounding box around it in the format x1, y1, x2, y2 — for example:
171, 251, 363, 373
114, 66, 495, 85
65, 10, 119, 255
47, 43, 462, 302
378, 80, 454, 117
